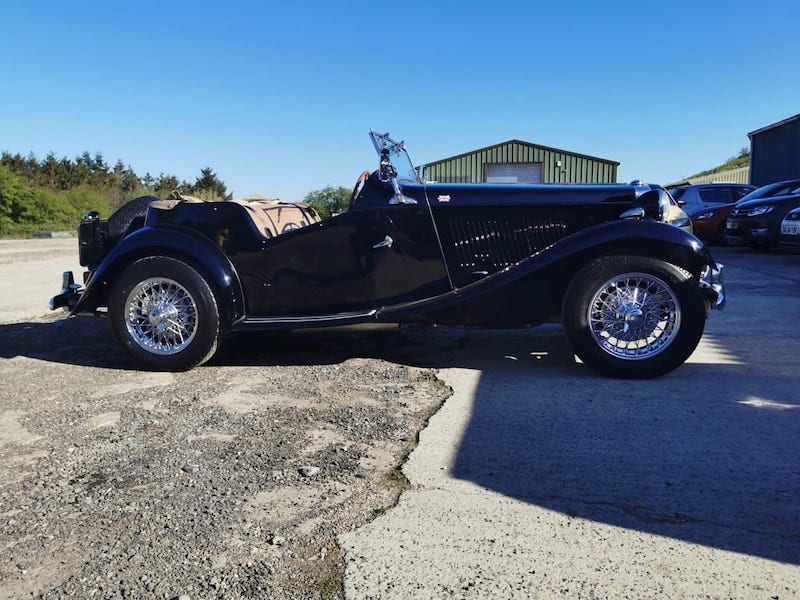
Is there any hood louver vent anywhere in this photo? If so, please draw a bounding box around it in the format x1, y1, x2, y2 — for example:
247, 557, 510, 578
449, 218, 567, 270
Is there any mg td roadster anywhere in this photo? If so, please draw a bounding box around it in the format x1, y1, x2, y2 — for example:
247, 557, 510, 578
52, 131, 725, 378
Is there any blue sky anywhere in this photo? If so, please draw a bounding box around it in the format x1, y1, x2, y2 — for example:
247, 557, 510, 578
2, 0, 798, 200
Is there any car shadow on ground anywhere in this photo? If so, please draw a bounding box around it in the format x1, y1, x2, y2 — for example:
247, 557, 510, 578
0, 317, 134, 369
3, 317, 798, 566
446, 328, 800, 566
0, 316, 577, 373
222, 320, 800, 566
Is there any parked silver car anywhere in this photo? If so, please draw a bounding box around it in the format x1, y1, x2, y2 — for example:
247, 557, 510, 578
669, 183, 756, 214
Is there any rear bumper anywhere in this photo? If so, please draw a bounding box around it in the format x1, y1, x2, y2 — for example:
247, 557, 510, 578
780, 236, 800, 247
699, 262, 725, 311
49, 271, 83, 312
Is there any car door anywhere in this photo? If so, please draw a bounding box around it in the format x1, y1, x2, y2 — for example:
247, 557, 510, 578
240, 201, 450, 317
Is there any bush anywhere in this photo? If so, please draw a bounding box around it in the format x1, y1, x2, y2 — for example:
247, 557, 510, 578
0, 166, 112, 237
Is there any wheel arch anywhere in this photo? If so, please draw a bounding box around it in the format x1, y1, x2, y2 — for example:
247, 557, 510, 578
72, 226, 246, 325
442, 220, 715, 325
529, 221, 714, 314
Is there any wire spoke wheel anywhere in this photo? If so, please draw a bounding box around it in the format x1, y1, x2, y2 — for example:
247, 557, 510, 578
124, 277, 199, 356
563, 255, 706, 378
588, 272, 680, 360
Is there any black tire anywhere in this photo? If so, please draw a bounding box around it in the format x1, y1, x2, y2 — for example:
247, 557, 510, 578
562, 255, 706, 378
109, 257, 221, 371
107, 195, 159, 247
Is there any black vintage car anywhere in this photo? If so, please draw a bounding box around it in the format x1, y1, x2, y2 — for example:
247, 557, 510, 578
51, 131, 725, 378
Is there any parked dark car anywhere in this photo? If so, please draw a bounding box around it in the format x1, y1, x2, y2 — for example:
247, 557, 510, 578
669, 183, 756, 213
725, 180, 800, 248
51, 131, 725, 378
780, 206, 800, 247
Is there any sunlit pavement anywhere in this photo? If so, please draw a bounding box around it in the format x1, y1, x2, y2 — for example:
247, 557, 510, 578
341, 247, 800, 599
0, 238, 81, 324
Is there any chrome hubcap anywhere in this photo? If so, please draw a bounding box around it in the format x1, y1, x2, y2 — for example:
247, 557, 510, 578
124, 278, 198, 355
588, 272, 680, 360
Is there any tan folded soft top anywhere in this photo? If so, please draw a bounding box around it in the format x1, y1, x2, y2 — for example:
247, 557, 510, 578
150, 191, 321, 239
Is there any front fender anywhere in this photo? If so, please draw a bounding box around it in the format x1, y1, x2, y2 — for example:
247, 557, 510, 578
382, 220, 717, 323
71, 225, 245, 322
527, 218, 714, 277
457, 219, 714, 298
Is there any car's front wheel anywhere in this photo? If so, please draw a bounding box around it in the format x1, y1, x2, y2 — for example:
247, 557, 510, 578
110, 257, 221, 371
563, 255, 706, 378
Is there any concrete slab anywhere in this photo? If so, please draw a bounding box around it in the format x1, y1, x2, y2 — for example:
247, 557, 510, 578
341, 247, 800, 599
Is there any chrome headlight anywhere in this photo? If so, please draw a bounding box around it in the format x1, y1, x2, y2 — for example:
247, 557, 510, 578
695, 210, 715, 220
672, 217, 691, 227
747, 205, 774, 216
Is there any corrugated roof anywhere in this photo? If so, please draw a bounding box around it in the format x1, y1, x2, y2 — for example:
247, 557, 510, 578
425, 139, 619, 167
747, 113, 800, 138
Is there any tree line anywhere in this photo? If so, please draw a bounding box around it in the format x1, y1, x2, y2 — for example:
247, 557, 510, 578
1, 151, 231, 207
0, 150, 231, 237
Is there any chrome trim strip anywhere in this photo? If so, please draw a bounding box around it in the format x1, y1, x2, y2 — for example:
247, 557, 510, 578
240, 309, 378, 326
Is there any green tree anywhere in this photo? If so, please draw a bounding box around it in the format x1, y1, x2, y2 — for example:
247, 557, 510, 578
0, 165, 38, 230
191, 167, 231, 200
303, 185, 350, 219
154, 173, 180, 196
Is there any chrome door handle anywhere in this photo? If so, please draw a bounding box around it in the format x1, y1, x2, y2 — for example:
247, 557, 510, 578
372, 235, 393, 249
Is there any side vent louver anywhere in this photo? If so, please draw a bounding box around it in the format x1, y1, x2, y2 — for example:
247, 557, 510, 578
449, 218, 567, 269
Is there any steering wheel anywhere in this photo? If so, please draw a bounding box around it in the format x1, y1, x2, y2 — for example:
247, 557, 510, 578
349, 170, 372, 210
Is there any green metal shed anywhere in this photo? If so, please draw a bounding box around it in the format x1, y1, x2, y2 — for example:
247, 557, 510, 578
422, 139, 619, 184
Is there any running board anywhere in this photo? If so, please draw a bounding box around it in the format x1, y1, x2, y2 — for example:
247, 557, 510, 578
232, 309, 378, 331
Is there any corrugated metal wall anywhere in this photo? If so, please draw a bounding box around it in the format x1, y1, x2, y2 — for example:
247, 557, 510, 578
749, 116, 800, 187
674, 166, 750, 186
424, 140, 618, 184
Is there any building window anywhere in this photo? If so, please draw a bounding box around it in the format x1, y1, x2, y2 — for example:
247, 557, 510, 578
485, 163, 542, 184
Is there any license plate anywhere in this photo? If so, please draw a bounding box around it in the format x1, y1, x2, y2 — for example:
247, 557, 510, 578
782, 223, 800, 235
726, 221, 739, 230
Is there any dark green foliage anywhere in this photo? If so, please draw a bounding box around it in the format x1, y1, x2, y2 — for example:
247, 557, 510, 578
192, 167, 232, 200
0, 150, 232, 237
0, 166, 111, 237
303, 185, 351, 219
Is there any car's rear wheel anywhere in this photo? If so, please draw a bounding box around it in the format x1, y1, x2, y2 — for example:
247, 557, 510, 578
563, 255, 706, 378
110, 257, 220, 371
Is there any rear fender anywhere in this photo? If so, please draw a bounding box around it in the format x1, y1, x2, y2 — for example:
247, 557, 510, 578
71, 226, 245, 322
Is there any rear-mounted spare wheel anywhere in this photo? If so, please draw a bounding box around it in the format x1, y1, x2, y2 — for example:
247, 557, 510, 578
107, 195, 160, 247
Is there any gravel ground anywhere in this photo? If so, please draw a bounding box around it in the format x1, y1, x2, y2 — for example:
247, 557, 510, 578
0, 315, 451, 599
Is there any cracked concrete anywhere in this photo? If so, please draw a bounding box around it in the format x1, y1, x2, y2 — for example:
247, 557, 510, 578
341, 247, 800, 599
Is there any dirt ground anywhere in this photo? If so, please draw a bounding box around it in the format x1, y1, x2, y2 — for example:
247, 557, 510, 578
1, 280, 451, 599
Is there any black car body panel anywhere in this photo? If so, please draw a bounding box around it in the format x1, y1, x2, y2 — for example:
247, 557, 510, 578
72, 221, 247, 322
70, 183, 709, 327
52, 131, 725, 376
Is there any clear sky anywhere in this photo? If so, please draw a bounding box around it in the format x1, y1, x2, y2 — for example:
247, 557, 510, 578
2, 0, 798, 201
